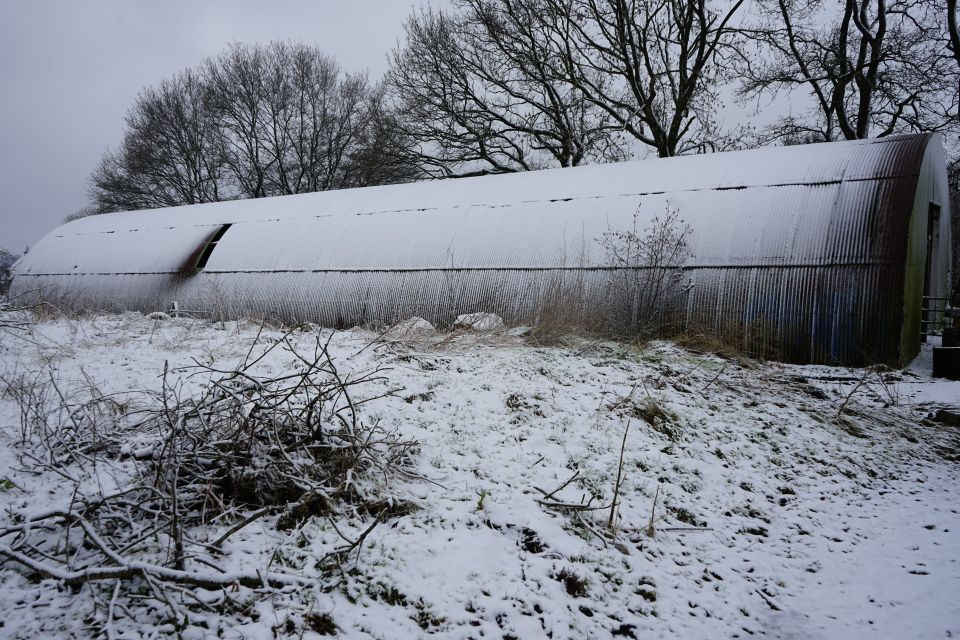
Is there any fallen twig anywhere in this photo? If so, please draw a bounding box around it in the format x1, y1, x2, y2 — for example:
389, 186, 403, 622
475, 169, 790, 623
211, 507, 273, 549
534, 470, 580, 502
0, 543, 307, 588
607, 421, 631, 530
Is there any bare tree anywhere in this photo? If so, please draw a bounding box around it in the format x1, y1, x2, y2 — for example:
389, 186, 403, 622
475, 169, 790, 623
87, 42, 413, 214
343, 84, 424, 187
201, 43, 271, 198
90, 68, 225, 213
277, 49, 372, 192
388, 2, 624, 177
205, 42, 383, 197
62, 205, 103, 223
740, 0, 956, 142
545, 0, 746, 157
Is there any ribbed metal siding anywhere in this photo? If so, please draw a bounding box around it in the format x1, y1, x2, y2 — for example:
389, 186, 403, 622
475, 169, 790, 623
12, 135, 942, 365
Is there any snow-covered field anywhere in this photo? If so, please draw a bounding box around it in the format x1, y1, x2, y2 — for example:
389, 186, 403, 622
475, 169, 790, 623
1, 312, 958, 639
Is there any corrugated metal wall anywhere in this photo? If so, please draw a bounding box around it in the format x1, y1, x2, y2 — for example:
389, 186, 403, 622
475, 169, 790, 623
12, 134, 951, 365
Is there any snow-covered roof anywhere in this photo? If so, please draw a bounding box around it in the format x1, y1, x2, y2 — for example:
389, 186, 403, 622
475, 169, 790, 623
12, 134, 952, 365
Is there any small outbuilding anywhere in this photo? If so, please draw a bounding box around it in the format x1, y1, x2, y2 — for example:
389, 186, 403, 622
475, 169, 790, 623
12, 134, 952, 366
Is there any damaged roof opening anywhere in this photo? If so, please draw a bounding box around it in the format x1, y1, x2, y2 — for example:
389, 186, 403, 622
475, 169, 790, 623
193, 224, 232, 273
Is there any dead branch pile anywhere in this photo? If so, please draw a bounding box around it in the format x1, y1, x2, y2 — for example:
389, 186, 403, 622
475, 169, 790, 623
0, 329, 419, 634
148, 332, 415, 528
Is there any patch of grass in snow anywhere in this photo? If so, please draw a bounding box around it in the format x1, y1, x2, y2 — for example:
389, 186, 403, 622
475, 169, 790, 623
304, 611, 338, 636
413, 600, 447, 630
936, 443, 960, 462
630, 397, 681, 441
635, 575, 658, 602
403, 390, 435, 403
505, 392, 545, 417
670, 505, 707, 528
554, 567, 590, 597
520, 526, 546, 553
360, 579, 410, 606
351, 574, 446, 631
728, 503, 770, 524
834, 414, 868, 438
475, 488, 489, 511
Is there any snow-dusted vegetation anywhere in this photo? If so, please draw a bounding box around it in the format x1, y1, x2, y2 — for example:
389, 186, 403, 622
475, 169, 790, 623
2, 2, 958, 636
0, 249, 16, 296
1, 311, 958, 639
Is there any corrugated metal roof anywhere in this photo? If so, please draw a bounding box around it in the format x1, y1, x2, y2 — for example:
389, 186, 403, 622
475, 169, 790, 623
12, 134, 949, 365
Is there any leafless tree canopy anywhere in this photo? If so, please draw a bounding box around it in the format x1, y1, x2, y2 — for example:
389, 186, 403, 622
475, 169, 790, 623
388, 2, 626, 177
205, 42, 377, 197
739, 0, 958, 143
949, 0, 960, 72
388, 0, 956, 166
548, 0, 747, 157
91, 69, 224, 213
388, 0, 745, 171
88, 42, 420, 215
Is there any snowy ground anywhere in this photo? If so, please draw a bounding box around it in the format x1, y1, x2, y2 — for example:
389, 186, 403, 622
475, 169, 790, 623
1, 312, 958, 639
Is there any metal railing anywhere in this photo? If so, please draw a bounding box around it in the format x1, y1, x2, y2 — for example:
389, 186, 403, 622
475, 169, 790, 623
922, 296, 954, 338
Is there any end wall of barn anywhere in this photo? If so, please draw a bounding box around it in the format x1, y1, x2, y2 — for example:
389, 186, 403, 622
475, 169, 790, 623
899, 134, 953, 366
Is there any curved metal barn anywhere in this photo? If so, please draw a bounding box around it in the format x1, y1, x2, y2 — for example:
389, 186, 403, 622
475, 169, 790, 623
11, 134, 953, 366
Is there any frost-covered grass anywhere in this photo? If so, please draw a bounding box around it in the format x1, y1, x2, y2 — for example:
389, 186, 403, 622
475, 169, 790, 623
1, 312, 958, 639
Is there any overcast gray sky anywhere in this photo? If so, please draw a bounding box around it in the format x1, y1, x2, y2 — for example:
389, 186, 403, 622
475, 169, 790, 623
0, 0, 437, 253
